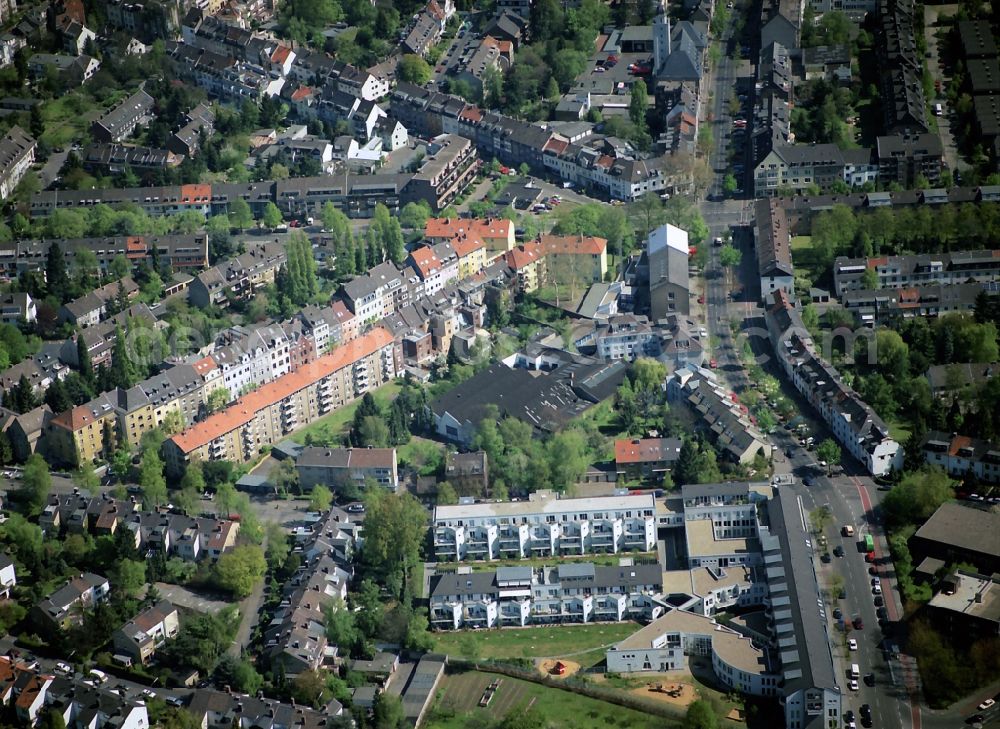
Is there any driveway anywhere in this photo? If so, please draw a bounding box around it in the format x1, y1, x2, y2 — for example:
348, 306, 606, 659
923, 4, 966, 173
154, 582, 230, 614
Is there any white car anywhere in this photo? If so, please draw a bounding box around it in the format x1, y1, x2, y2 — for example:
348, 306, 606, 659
848, 639, 858, 651
873, 583, 882, 595
979, 698, 996, 711
55, 661, 72, 674
142, 689, 156, 699
849, 679, 859, 692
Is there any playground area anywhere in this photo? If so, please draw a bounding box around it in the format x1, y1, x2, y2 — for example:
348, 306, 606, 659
630, 680, 698, 708
537, 659, 582, 678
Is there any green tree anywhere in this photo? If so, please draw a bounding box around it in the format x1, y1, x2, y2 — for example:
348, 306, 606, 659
882, 467, 955, 527
308, 484, 333, 512
265, 522, 290, 571
629, 79, 649, 130
816, 438, 841, 473
45, 241, 71, 301
140, 450, 168, 509
684, 699, 719, 729
262, 202, 283, 229
180, 461, 206, 493
397, 54, 432, 84
216, 655, 263, 695
373, 692, 406, 729
436, 481, 458, 505
22, 453, 51, 515
113, 558, 147, 597
206, 388, 230, 414
214, 544, 267, 598
548, 430, 589, 491
229, 199, 254, 231
110, 325, 138, 388
723, 174, 738, 194
719, 243, 742, 268
357, 415, 390, 447
360, 490, 427, 594
399, 201, 431, 230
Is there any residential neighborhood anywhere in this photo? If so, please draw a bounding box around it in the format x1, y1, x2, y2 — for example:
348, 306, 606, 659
0, 0, 994, 727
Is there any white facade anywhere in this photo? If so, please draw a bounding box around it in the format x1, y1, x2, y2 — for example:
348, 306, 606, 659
429, 562, 664, 629
432, 491, 657, 561
212, 325, 291, 398
606, 610, 779, 698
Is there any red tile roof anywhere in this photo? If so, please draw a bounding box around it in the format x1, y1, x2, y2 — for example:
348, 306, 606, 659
503, 242, 543, 270
409, 246, 443, 278
270, 45, 293, 64
50, 402, 114, 433
192, 355, 217, 377
180, 184, 211, 203
540, 234, 607, 256
425, 217, 511, 242
615, 438, 679, 464
450, 233, 485, 258
168, 327, 393, 454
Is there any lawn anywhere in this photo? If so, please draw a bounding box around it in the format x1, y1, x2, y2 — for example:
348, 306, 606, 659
289, 380, 402, 444
790, 235, 812, 251
430, 623, 639, 666
425, 670, 674, 729
437, 553, 658, 573
888, 418, 911, 443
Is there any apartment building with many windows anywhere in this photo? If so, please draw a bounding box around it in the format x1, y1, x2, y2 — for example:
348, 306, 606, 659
429, 562, 664, 629
163, 328, 397, 475
432, 491, 657, 561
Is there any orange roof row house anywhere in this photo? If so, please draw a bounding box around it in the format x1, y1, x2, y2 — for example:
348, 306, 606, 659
168, 327, 393, 454
539, 234, 608, 256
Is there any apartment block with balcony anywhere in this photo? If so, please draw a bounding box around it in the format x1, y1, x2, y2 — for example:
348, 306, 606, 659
833, 249, 1000, 297
405, 134, 479, 211
163, 328, 397, 475
432, 491, 656, 561
429, 562, 664, 629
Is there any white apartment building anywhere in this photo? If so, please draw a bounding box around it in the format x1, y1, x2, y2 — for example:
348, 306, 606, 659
682, 482, 772, 569
432, 491, 657, 561
429, 562, 665, 629
212, 324, 291, 398
606, 609, 778, 697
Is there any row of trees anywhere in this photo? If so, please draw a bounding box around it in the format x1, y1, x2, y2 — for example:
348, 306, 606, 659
809, 202, 1000, 272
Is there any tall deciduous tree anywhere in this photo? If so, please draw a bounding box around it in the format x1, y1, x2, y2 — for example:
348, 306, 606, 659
22, 454, 51, 515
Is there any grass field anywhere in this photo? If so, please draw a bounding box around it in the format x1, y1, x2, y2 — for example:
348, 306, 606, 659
290, 380, 401, 444
424, 670, 674, 729
437, 553, 658, 573
430, 623, 638, 667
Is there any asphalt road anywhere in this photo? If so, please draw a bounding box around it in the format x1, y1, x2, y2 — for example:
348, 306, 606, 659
695, 9, 917, 729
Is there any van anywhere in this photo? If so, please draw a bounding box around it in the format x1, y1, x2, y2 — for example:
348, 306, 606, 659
89, 669, 108, 684
850, 664, 860, 679
842, 525, 855, 537
934, 103, 943, 116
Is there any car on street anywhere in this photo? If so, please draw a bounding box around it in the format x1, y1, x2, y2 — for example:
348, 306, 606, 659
166, 697, 185, 708
853, 616, 864, 629
833, 545, 844, 557
978, 699, 995, 711
833, 608, 842, 620
848, 638, 857, 651
55, 661, 72, 674
872, 582, 882, 594
838, 588, 847, 599
142, 689, 156, 699
849, 679, 859, 691
874, 595, 884, 607
864, 673, 875, 687
346, 503, 365, 513
969, 715, 985, 724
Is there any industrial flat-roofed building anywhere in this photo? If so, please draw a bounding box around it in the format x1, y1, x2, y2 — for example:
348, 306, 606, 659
910, 502, 1000, 575
432, 490, 657, 561
429, 562, 665, 629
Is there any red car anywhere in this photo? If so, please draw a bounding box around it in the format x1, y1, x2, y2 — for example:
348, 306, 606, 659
697, 295, 705, 304
865, 551, 876, 562
853, 616, 864, 630
709, 358, 718, 368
